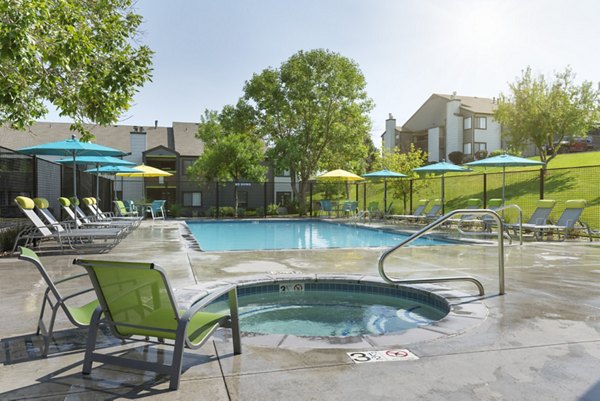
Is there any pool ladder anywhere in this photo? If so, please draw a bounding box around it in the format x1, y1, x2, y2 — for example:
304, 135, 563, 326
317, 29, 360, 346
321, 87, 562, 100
378, 209, 506, 296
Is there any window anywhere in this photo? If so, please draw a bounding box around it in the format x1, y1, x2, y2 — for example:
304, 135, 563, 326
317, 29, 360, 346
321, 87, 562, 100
463, 143, 472, 155
463, 117, 472, 130
182, 159, 195, 175
474, 116, 487, 129
183, 192, 201, 207
275, 168, 290, 177
237, 191, 248, 208
474, 142, 487, 152
276, 191, 292, 206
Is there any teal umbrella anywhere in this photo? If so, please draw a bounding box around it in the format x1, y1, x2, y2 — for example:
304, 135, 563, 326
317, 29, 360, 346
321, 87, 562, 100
413, 161, 472, 214
362, 169, 407, 216
466, 154, 545, 206
85, 165, 142, 200
18, 135, 126, 200
58, 156, 135, 199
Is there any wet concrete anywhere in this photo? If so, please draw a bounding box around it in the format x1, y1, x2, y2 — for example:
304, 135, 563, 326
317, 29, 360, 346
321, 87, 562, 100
0, 219, 599, 400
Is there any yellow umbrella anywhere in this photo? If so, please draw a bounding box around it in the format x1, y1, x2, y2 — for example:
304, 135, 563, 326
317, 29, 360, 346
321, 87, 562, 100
116, 164, 172, 177
316, 169, 363, 182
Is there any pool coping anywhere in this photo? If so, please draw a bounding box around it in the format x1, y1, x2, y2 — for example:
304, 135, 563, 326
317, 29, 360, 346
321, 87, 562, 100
175, 273, 488, 350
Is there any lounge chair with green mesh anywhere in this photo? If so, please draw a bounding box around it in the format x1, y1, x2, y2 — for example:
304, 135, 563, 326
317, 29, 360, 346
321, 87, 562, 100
34, 197, 126, 237
82, 197, 141, 227
388, 199, 430, 224
13, 196, 124, 254
505, 199, 556, 238
531, 200, 592, 241
18, 247, 99, 357
113, 200, 139, 217
73, 258, 242, 390
58, 197, 133, 231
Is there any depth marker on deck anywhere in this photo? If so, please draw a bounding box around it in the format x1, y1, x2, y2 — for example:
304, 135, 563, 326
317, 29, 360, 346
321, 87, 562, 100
347, 349, 419, 364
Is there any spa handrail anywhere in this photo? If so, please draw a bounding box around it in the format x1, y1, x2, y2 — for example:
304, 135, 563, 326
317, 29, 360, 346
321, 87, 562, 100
378, 209, 505, 296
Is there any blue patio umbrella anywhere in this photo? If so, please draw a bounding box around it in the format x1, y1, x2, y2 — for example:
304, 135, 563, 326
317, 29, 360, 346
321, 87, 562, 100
57, 156, 135, 199
466, 154, 545, 206
413, 161, 472, 214
362, 169, 407, 216
85, 165, 142, 200
18, 135, 127, 200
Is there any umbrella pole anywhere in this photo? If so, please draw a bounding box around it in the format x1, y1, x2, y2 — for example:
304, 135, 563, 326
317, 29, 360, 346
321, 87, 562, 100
95, 162, 100, 201
383, 179, 387, 218
72, 151, 79, 229
441, 174, 445, 214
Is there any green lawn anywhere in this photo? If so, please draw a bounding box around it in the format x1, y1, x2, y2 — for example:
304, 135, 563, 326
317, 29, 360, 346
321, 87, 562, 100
335, 151, 600, 230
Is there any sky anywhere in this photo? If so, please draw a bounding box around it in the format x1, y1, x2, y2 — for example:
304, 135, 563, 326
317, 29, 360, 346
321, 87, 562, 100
44, 0, 600, 147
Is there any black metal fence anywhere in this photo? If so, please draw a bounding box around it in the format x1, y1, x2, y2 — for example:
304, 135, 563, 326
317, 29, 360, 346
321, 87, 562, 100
0, 146, 113, 219
2, 145, 598, 230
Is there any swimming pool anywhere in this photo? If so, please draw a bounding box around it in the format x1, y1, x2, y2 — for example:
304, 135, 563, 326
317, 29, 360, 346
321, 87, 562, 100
204, 278, 450, 338
185, 219, 454, 251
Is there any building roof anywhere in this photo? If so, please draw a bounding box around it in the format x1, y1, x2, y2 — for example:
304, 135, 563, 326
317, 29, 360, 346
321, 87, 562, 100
435, 93, 497, 114
0, 121, 204, 156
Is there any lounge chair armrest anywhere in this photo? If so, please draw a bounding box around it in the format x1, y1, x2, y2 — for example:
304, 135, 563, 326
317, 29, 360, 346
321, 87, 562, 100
61, 287, 96, 302
182, 285, 237, 320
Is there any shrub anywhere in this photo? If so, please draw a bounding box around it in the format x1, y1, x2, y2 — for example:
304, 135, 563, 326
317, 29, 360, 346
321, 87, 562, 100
0, 223, 27, 253
448, 151, 464, 165
169, 203, 182, 217
236, 208, 246, 218
489, 149, 504, 157
255, 207, 265, 217
474, 149, 488, 160
267, 204, 279, 215
463, 154, 475, 163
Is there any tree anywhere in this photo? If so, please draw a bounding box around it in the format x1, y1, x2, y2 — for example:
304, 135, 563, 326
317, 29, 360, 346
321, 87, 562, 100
377, 144, 428, 212
243, 49, 374, 214
495, 67, 600, 165
188, 103, 267, 217
0, 0, 153, 140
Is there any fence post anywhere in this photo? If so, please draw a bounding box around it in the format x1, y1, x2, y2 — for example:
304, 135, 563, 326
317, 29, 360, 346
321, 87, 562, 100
215, 181, 220, 219
309, 182, 313, 217
263, 181, 268, 218
363, 182, 367, 211
539, 169, 545, 200
33, 155, 38, 198
409, 179, 413, 214
483, 173, 487, 207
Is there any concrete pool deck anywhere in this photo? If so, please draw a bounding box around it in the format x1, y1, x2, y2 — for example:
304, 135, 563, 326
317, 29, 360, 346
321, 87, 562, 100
0, 219, 599, 400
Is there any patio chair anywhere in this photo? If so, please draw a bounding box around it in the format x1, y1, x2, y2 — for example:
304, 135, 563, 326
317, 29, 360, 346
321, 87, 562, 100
532, 200, 592, 241
388, 199, 429, 224
450, 198, 483, 228
367, 201, 382, 220
146, 200, 166, 220
341, 200, 358, 217
18, 247, 99, 357
73, 258, 242, 390
13, 196, 125, 254
505, 199, 556, 237
318, 200, 334, 217
34, 197, 126, 236
113, 200, 139, 217
420, 199, 443, 223
58, 197, 132, 231
83, 197, 141, 227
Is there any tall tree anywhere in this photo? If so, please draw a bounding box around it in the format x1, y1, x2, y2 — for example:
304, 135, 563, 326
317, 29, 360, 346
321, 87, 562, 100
0, 0, 153, 140
377, 144, 428, 212
495, 67, 600, 165
189, 103, 267, 217
244, 49, 374, 214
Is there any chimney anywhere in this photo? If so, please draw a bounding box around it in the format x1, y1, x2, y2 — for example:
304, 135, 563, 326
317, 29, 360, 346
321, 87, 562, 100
388, 113, 394, 120
154, 120, 158, 129
451, 91, 457, 99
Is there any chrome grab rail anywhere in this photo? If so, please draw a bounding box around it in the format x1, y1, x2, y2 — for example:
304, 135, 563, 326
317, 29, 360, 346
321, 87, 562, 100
378, 209, 506, 296
494, 204, 523, 245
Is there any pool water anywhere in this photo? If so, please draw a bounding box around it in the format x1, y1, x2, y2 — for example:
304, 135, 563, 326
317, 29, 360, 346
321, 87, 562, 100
186, 220, 452, 251
206, 290, 447, 337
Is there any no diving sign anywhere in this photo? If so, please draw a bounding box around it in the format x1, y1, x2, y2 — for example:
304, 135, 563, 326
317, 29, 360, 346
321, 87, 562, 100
347, 349, 419, 364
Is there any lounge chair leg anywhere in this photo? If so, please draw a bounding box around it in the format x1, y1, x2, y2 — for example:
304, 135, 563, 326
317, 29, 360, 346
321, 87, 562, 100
83, 307, 103, 375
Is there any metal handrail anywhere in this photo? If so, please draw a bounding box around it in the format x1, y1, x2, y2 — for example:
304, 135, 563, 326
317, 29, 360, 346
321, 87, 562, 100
378, 209, 506, 296
494, 204, 523, 245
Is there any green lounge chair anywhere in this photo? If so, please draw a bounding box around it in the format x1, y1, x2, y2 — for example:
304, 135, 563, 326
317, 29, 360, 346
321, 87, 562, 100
340, 200, 358, 217
34, 197, 126, 236
533, 200, 592, 241
113, 200, 139, 217
13, 196, 123, 254
18, 247, 99, 357
73, 258, 242, 390
506, 199, 556, 238
421, 199, 443, 223
58, 197, 132, 231
389, 199, 429, 223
